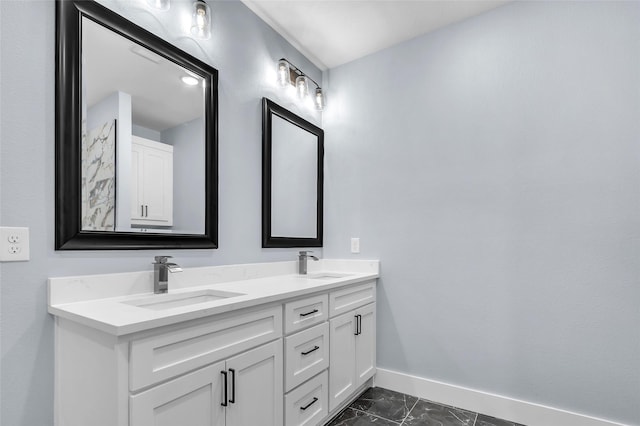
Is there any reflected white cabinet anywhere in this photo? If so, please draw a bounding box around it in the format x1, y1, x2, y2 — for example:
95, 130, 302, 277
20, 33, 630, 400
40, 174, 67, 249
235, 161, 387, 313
131, 341, 283, 426
131, 136, 173, 226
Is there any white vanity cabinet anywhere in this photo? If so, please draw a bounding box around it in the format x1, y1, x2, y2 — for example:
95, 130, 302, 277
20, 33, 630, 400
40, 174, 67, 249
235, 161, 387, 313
328, 282, 377, 412
50, 262, 380, 426
131, 136, 173, 226
131, 341, 283, 426
54, 305, 283, 426
283, 294, 330, 426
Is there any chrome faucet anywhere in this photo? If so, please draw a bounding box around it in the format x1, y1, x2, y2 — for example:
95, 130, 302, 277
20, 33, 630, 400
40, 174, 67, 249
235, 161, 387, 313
153, 256, 183, 294
298, 251, 319, 275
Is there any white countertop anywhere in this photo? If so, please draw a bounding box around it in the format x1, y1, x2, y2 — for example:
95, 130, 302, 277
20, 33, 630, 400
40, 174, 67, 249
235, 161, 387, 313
48, 259, 379, 336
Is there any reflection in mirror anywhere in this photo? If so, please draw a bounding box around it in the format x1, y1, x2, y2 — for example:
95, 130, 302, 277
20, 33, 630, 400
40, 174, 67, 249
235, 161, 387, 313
262, 98, 323, 248
82, 17, 205, 234
55, 0, 218, 250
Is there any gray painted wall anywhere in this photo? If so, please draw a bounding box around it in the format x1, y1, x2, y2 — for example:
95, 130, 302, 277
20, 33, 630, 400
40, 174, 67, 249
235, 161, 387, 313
163, 117, 205, 234
323, 1, 639, 424
0, 0, 321, 424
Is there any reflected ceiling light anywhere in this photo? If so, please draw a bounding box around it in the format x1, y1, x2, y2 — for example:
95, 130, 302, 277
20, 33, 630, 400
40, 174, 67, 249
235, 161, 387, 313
191, 0, 212, 39
181, 75, 199, 86
276, 58, 325, 111
147, 0, 170, 11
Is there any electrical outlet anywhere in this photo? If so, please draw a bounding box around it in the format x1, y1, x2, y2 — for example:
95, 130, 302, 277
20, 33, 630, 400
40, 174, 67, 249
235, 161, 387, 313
350, 237, 360, 254
0, 227, 30, 261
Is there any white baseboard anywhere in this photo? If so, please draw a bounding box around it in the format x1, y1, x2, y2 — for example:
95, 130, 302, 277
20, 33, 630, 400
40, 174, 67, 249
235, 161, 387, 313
374, 368, 629, 426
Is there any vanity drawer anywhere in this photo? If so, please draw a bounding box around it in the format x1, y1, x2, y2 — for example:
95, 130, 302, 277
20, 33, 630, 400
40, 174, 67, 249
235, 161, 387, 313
329, 281, 376, 318
285, 371, 328, 426
130, 306, 282, 391
285, 322, 329, 392
284, 294, 328, 335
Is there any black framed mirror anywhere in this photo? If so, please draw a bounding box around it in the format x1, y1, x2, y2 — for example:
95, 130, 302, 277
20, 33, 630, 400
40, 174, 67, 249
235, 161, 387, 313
55, 0, 218, 249
262, 98, 323, 248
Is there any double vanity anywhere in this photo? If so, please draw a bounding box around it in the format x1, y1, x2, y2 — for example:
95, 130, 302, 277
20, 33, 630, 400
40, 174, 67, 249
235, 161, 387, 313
48, 259, 379, 426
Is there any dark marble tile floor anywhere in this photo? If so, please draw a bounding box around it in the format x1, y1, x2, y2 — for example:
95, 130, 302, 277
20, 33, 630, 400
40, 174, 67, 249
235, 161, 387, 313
325, 387, 526, 426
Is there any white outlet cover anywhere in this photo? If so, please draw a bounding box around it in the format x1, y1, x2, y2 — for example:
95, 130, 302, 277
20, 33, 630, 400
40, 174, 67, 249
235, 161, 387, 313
350, 237, 360, 254
0, 227, 30, 261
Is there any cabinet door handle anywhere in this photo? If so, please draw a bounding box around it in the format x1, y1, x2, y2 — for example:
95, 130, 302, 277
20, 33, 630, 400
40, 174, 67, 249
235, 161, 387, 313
221, 371, 228, 407
145, 205, 148, 217
301, 345, 320, 356
300, 397, 318, 411
300, 309, 318, 317
358, 314, 362, 335
354, 314, 360, 335
229, 368, 236, 404
141, 205, 144, 217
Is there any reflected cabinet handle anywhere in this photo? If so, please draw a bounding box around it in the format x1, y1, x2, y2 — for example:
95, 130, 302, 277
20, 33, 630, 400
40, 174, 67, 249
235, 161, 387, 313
221, 371, 228, 406
301, 345, 320, 356
300, 309, 318, 317
300, 397, 318, 411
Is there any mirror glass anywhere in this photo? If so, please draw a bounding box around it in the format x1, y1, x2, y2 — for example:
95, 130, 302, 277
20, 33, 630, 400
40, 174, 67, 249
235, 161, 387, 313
81, 18, 205, 234
262, 98, 323, 248
56, 0, 218, 250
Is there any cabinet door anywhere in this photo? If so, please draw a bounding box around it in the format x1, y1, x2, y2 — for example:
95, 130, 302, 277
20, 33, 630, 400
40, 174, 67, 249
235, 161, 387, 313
329, 312, 356, 412
131, 137, 173, 226
225, 340, 283, 426
130, 143, 143, 220
355, 303, 376, 386
141, 146, 173, 224
130, 361, 225, 426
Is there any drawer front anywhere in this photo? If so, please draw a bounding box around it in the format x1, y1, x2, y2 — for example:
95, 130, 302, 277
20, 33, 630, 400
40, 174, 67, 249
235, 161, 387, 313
329, 281, 376, 318
284, 322, 329, 392
285, 371, 328, 426
130, 306, 282, 391
284, 294, 328, 335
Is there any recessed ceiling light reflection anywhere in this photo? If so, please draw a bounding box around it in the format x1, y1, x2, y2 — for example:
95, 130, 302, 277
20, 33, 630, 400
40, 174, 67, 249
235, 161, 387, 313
181, 75, 199, 86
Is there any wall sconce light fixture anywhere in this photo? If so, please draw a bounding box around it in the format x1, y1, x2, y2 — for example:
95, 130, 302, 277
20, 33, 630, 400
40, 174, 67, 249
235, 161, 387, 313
191, 0, 212, 39
276, 58, 325, 111
147, 0, 170, 11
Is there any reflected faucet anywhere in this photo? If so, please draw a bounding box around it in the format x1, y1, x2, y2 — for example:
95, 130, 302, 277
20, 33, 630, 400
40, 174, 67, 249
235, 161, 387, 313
153, 256, 183, 294
298, 251, 319, 275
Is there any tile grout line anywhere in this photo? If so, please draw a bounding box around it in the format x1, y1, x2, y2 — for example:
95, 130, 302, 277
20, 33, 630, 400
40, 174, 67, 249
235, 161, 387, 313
399, 398, 420, 426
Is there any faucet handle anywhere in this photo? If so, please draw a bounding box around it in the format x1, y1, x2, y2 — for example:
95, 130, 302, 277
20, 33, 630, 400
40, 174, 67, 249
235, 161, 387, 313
299, 250, 314, 256
154, 255, 173, 264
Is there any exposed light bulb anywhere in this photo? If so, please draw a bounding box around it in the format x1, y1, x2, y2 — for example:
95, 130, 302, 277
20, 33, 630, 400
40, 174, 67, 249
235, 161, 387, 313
296, 75, 309, 100
190, 1, 211, 39
277, 59, 291, 87
314, 87, 325, 111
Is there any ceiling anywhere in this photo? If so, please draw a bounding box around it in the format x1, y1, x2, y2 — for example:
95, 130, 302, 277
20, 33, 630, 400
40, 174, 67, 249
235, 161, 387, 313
241, 0, 511, 70
84, 18, 204, 132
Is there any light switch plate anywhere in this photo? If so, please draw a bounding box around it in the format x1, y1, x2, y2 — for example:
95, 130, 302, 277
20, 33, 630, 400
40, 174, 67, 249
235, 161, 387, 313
0, 227, 30, 261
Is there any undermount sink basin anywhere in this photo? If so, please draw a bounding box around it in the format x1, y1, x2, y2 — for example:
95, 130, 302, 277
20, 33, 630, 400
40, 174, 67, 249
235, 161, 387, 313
122, 289, 245, 311
306, 272, 352, 280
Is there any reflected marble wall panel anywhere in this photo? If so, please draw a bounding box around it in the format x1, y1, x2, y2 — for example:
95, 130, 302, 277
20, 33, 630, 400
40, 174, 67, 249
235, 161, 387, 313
82, 120, 116, 231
